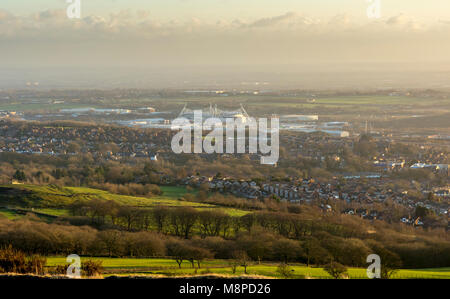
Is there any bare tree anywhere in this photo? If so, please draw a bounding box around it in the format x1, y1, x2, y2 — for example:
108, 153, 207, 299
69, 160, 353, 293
323, 261, 348, 279
170, 207, 198, 239
232, 250, 251, 274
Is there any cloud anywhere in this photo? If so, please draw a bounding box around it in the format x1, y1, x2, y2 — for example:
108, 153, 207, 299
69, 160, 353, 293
0, 10, 449, 68
244, 11, 299, 28
34, 9, 66, 21
328, 14, 352, 26
386, 14, 411, 26
384, 14, 425, 31
0, 9, 13, 21
0, 10, 443, 39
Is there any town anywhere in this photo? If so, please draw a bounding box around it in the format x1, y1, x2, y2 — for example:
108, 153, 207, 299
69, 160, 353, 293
0, 103, 448, 230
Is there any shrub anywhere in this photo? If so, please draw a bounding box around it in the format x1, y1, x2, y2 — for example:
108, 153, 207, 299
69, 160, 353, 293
0, 245, 46, 275
323, 261, 348, 279
276, 263, 294, 278
27, 255, 47, 275
82, 260, 103, 277
0, 245, 27, 273
51, 264, 71, 275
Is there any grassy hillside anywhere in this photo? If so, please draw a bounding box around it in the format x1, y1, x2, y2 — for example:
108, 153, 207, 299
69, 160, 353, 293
0, 184, 248, 218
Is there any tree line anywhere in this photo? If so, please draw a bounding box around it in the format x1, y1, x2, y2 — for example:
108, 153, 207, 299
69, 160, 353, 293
1, 208, 449, 269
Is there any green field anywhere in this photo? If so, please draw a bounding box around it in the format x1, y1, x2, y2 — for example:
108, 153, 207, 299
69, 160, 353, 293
64, 185, 210, 207
0, 208, 22, 220
0, 184, 248, 217
45, 257, 450, 279
307, 96, 435, 106
0, 102, 101, 112
3, 95, 447, 113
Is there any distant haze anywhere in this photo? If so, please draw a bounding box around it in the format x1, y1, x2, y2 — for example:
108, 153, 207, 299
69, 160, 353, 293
1, 1, 450, 89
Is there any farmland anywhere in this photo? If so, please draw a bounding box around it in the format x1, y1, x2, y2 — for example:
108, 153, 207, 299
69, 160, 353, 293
4, 93, 449, 119
45, 257, 450, 279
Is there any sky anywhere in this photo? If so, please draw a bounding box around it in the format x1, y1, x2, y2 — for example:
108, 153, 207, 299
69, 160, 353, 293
3, 0, 450, 21
1, 1, 450, 89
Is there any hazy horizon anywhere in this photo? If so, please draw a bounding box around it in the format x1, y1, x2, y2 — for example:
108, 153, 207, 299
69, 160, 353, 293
1, 1, 450, 89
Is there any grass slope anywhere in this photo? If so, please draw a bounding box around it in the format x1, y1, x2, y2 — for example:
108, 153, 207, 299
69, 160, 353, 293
0, 184, 248, 217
